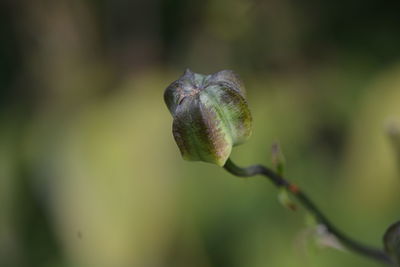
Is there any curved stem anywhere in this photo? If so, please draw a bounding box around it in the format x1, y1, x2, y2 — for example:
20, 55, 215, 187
223, 158, 393, 265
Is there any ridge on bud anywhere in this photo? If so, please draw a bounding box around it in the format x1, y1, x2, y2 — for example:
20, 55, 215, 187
164, 69, 252, 166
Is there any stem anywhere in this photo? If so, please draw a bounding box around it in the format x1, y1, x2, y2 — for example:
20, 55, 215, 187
223, 158, 393, 265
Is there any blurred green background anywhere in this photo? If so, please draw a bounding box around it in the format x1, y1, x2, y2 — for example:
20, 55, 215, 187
1, 0, 400, 266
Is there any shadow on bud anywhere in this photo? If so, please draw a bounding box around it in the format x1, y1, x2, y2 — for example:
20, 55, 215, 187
164, 69, 252, 166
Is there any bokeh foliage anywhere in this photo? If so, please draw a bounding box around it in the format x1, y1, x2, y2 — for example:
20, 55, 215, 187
1, 0, 400, 266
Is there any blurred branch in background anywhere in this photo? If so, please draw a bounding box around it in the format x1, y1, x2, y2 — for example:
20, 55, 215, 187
387, 119, 400, 174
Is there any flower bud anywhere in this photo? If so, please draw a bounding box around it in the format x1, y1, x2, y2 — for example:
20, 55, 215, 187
384, 221, 400, 265
164, 69, 252, 166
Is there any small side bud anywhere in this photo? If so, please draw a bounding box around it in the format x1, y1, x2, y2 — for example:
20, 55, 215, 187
314, 224, 344, 251
164, 69, 252, 166
277, 188, 297, 211
271, 142, 285, 176
383, 221, 400, 265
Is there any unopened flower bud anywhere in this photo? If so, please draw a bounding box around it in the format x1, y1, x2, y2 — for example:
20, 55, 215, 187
164, 69, 252, 166
384, 221, 400, 265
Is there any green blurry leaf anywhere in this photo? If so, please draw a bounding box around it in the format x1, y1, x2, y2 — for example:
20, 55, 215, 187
304, 213, 318, 228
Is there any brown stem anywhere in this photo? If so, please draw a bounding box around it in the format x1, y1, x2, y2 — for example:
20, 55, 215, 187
223, 158, 393, 265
